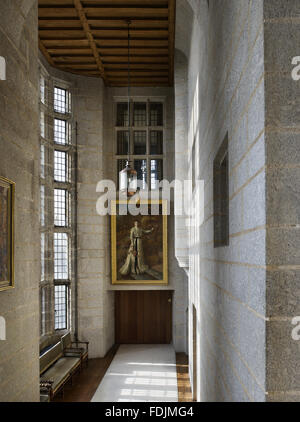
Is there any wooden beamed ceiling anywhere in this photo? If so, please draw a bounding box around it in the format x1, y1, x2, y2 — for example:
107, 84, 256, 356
38, 0, 176, 87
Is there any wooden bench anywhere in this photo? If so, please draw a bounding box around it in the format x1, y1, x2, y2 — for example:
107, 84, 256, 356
40, 334, 89, 401
61, 333, 89, 368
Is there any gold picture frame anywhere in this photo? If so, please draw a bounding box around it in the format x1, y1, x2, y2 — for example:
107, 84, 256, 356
111, 199, 168, 285
0, 176, 15, 292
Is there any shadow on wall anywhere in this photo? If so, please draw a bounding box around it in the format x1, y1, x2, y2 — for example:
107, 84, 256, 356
175, 0, 194, 61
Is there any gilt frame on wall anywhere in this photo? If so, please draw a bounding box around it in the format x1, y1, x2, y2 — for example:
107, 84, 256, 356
0, 176, 15, 292
111, 199, 168, 285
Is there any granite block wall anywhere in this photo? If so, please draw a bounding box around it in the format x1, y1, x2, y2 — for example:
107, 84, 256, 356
175, 0, 266, 401
0, 0, 40, 402
264, 0, 300, 402
74, 76, 115, 358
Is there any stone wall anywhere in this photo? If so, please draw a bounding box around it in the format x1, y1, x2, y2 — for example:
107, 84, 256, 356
0, 0, 40, 402
74, 76, 115, 358
176, 0, 266, 401
264, 0, 300, 402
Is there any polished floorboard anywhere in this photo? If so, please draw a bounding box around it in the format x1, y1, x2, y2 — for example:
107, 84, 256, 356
176, 353, 193, 402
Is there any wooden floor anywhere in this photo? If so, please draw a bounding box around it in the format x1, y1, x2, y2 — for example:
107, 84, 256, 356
176, 353, 193, 402
53, 347, 192, 402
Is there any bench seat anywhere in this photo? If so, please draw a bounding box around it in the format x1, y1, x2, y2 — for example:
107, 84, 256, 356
41, 356, 81, 394
40, 334, 89, 401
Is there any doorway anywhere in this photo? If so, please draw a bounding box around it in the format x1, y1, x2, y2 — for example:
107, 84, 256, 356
115, 290, 173, 344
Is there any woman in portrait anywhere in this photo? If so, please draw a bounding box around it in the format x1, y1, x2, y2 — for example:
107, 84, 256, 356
119, 220, 154, 276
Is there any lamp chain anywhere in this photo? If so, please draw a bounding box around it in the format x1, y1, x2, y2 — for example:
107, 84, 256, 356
127, 20, 131, 164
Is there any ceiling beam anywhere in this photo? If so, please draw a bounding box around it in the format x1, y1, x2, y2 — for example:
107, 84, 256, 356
40, 29, 169, 39
168, 0, 175, 86
39, 0, 168, 4
106, 70, 169, 77
56, 63, 99, 70
53, 56, 96, 63
48, 48, 93, 56
104, 63, 169, 70
39, 37, 55, 67
101, 56, 169, 63
38, 0, 175, 87
73, 0, 107, 83
39, 20, 82, 29
39, 19, 169, 30
94, 39, 169, 48
84, 8, 169, 18
98, 47, 169, 56
42, 39, 90, 47
81, 0, 168, 5
39, 8, 78, 18
88, 19, 169, 29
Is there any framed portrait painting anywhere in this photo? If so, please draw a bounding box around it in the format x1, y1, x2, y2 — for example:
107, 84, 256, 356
0, 176, 15, 292
111, 199, 168, 285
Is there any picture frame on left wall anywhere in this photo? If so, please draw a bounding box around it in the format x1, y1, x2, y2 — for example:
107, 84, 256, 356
0, 176, 15, 291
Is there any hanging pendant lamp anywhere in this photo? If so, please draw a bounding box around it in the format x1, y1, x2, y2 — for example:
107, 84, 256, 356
119, 19, 137, 198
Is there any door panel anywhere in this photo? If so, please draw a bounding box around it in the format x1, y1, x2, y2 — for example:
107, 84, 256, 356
115, 290, 172, 344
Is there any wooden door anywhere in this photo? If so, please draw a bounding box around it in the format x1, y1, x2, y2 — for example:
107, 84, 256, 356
115, 290, 172, 344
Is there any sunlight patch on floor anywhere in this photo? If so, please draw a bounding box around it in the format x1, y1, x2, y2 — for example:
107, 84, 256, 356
91, 344, 178, 402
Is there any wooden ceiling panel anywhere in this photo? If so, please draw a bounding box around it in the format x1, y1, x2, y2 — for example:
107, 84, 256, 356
99, 48, 169, 55
94, 39, 169, 47
38, 0, 176, 87
102, 56, 169, 63
81, 0, 169, 5
92, 29, 169, 38
88, 20, 169, 29
42, 39, 90, 47
84, 8, 169, 18
48, 48, 93, 55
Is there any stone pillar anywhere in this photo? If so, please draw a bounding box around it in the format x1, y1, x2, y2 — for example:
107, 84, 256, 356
74, 77, 114, 358
174, 50, 190, 274
264, 0, 300, 402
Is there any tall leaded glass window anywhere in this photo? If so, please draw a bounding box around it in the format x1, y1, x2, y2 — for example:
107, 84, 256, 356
54, 233, 69, 280
39, 67, 74, 338
54, 86, 71, 114
54, 150, 68, 183
150, 103, 163, 126
54, 285, 68, 330
53, 82, 73, 332
116, 103, 129, 127
133, 103, 147, 127
54, 118, 69, 145
115, 100, 164, 190
54, 189, 68, 227
40, 75, 46, 105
